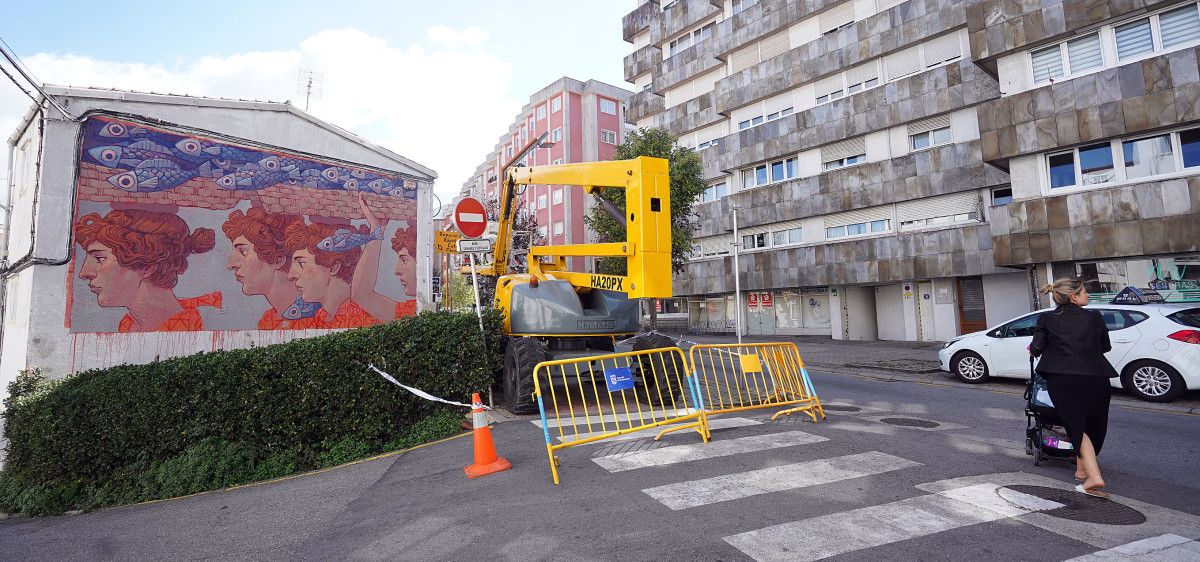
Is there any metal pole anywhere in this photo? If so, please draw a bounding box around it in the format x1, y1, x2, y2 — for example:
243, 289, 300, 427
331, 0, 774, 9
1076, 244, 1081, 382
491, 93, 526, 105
731, 208, 743, 345
469, 252, 484, 332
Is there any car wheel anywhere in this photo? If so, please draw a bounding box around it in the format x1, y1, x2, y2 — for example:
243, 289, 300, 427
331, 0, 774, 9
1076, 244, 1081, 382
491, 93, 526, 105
951, 351, 990, 384
503, 337, 547, 414
1121, 360, 1185, 403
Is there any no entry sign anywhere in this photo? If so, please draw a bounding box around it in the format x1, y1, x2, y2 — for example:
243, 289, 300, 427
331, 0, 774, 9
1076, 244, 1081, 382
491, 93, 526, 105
454, 197, 488, 239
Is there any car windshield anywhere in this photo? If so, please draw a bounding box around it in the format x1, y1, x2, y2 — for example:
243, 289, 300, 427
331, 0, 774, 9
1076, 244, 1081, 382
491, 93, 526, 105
1167, 308, 1200, 328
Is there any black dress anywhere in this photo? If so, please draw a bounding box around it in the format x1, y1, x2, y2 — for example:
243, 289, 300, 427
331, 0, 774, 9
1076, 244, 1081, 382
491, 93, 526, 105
1029, 304, 1118, 454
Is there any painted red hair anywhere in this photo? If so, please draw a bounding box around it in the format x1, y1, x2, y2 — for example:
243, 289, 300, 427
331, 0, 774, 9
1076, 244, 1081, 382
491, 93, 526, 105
75, 209, 216, 289
221, 208, 302, 270
282, 221, 362, 283
391, 224, 417, 256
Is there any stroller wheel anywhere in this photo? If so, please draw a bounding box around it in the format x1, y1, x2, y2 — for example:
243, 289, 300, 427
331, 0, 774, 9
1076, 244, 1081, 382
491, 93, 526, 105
1025, 436, 1034, 456
1033, 427, 1043, 466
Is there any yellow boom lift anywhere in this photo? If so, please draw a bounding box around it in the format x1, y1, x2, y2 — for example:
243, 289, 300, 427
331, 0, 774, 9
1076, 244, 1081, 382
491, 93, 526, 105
478, 135, 676, 413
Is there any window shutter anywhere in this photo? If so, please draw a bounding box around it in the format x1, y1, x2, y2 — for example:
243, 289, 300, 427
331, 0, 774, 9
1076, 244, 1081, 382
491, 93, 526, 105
731, 104, 762, 126
758, 32, 790, 61
907, 114, 952, 135
923, 32, 962, 65
1031, 46, 1064, 83
696, 122, 728, 145
1066, 34, 1103, 73
845, 61, 879, 86
1115, 19, 1154, 60
825, 206, 892, 228
815, 74, 844, 97
762, 91, 795, 115
821, 137, 867, 162
691, 68, 723, 98
819, 3, 855, 33
1160, 5, 1200, 49
895, 191, 980, 222
876, 0, 906, 11
885, 46, 922, 80
663, 82, 689, 108
730, 44, 759, 73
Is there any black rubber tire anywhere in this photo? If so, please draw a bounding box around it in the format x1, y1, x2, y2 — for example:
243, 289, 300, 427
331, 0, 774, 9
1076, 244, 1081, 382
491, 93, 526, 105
1033, 426, 1043, 466
632, 333, 684, 407
503, 337, 547, 415
1121, 360, 1185, 403
951, 351, 990, 384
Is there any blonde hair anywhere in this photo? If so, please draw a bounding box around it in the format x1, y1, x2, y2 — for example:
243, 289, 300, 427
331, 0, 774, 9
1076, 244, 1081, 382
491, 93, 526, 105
1041, 277, 1084, 305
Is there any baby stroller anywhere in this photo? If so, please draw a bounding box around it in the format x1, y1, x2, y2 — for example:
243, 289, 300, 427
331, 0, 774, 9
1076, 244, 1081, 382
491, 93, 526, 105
1024, 356, 1077, 466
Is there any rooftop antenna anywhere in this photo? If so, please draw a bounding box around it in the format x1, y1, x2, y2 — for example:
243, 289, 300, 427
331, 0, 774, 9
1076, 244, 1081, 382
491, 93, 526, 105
296, 69, 323, 111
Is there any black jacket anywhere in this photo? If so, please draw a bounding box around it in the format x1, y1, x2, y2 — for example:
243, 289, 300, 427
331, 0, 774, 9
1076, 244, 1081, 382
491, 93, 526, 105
1030, 304, 1119, 378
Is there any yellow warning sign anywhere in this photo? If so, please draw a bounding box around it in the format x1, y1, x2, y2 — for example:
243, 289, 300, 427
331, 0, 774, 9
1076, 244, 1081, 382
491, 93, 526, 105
738, 353, 763, 374
435, 231, 461, 254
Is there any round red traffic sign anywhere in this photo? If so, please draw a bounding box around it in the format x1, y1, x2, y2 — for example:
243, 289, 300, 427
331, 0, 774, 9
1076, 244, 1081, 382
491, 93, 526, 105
454, 197, 488, 239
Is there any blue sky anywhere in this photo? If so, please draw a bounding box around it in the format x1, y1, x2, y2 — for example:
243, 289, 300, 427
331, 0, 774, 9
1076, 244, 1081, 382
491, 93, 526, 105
0, 0, 635, 209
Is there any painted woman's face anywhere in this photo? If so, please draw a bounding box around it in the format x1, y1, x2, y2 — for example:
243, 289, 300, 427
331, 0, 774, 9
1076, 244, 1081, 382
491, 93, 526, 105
227, 235, 277, 296
395, 248, 416, 297
288, 248, 336, 303
78, 242, 142, 308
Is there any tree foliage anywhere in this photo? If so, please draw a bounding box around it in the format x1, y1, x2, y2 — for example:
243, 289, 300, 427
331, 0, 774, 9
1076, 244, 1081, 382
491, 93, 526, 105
584, 127, 706, 275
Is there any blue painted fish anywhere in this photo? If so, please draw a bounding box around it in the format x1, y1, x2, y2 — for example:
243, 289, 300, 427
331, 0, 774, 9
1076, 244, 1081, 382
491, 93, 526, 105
89, 140, 199, 169
106, 159, 198, 192
366, 178, 397, 194
281, 297, 321, 320
297, 166, 353, 190
97, 121, 151, 139
216, 163, 299, 190
258, 155, 322, 174
174, 138, 262, 165
316, 227, 383, 253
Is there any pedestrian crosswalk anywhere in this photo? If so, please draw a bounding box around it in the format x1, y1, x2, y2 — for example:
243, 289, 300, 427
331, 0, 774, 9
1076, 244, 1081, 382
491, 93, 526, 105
526, 406, 1200, 561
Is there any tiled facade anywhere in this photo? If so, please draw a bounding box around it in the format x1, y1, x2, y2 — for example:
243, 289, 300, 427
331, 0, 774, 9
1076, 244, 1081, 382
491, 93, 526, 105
623, 0, 1200, 340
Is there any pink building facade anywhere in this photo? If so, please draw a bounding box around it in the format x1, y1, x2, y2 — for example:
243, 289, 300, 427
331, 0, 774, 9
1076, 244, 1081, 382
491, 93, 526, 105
461, 78, 633, 273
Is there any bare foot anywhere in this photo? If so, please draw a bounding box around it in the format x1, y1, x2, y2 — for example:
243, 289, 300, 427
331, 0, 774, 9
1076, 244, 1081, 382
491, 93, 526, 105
1074, 470, 1087, 481
1083, 477, 1105, 492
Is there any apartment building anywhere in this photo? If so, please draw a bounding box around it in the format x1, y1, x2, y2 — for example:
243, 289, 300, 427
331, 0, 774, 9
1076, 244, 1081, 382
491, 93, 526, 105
461, 77, 634, 273
623, 0, 1200, 341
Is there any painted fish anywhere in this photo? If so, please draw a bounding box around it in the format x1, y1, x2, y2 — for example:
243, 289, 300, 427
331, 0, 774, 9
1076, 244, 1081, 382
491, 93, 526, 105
296, 166, 354, 190
215, 163, 299, 190
97, 121, 150, 139
366, 178, 397, 194
174, 138, 262, 165
106, 159, 197, 192
281, 297, 321, 320
258, 155, 322, 174
89, 140, 197, 169
316, 227, 383, 253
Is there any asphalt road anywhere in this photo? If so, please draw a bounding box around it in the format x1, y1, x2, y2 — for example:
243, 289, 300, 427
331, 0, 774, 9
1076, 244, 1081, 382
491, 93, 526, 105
2, 368, 1198, 561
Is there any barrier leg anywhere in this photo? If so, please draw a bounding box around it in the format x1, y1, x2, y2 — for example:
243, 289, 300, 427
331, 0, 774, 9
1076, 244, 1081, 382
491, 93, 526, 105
536, 394, 562, 485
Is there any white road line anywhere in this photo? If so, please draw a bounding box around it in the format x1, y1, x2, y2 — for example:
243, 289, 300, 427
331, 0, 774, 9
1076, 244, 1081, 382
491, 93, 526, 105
724, 484, 1062, 561
1065, 534, 1200, 561
643, 451, 921, 510
592, 430, 828, 473
556, 417, 761, 444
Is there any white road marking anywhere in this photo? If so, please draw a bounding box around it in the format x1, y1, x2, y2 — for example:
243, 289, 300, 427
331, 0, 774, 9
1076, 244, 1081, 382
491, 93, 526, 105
1065, 534, 1200, 561
555, 417, 761, 444
592, 430, 828, 472
643, 451, 921, 510
724, 483, 1062, 561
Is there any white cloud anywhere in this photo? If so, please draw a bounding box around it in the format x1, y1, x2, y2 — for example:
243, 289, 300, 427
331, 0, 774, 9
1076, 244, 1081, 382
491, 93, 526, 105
426, 25, 490, 48
0, 26, 521, 217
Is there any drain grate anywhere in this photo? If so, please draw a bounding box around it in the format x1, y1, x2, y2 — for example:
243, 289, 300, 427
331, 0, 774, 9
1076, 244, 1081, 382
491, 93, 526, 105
879, 417, 940, 428
1004, 485, 1146, 525
822, 405, 862, 412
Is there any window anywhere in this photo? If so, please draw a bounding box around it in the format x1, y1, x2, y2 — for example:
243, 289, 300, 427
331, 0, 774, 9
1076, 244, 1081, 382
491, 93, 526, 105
537, 106, 546, 120
552, 158, 562, 165
601, 129, 617, 144
911, 126, 952, 150
553, 221, 564, 236
698, 138, 719, 150
1048, 151, 1077, 188
742, 233, 768, 250
552, 128, 562, 142
552, 189, 563, 205
1182, 128, 1200, 168
537, 225, 548, 237
1115, 18, 1154, 60
669, 21, 716, 56
901, 212, 980, 229
537, 194, 547, 209
529, 116, 535, 131
823, 154, 866, 170
1033, 4, 1200, 83
1079, 142, 1116, 185
507, 146, 514, 157
600, 99, 617, 115
741, 157, 797, 189
551, 96, 562, 113
992, 187, 1013, 206
1000, 314, 1041, 338
733, 0, 757, 15
826, 220, 888, 239
1032, 45, 1064, 83
1067, 34, 1104, 73
771, 227, 802, 246
701, 181, 728, 203
1123, 134, 1176, 179
1161, 5, 1200, 48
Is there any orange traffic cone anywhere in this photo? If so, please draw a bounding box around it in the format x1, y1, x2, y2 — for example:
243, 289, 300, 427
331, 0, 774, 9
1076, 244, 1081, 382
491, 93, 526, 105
464, 392, 512, 478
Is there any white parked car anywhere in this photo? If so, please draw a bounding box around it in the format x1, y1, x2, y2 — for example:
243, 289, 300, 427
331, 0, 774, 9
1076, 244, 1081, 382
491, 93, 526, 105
938, 303, 1200, 402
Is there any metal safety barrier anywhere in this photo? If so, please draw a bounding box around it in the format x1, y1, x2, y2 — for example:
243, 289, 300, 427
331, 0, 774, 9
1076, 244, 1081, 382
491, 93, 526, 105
533, 347, 709, 484
687, 342, 826, 423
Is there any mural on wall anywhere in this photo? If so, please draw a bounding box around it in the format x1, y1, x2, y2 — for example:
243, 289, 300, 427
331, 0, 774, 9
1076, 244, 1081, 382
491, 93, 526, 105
69, 115, 420, 333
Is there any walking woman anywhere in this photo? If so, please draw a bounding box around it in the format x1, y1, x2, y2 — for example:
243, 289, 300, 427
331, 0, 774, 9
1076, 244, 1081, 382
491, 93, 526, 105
1029, 277, 1119, 498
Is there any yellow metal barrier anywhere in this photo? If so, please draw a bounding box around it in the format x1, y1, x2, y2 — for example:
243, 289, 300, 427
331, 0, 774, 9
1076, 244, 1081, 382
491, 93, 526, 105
687, 342, 826, 423
533, 347, 709, 484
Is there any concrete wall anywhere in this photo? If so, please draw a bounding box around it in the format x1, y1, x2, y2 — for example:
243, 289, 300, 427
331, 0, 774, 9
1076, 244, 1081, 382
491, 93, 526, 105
843, 285, 877, 341
930, 277, 961, 340
983, 271, 1034, 327
1, 90, 436, 388
875, 283, 905, 341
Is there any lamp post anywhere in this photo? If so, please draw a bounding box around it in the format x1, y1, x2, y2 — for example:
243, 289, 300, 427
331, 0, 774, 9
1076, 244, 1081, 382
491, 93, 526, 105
731, 206, 743, 345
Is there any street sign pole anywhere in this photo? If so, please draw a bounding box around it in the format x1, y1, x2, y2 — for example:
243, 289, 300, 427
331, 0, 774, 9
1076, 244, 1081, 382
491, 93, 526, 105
731, 208, 743, 345
469, 252, 485, 333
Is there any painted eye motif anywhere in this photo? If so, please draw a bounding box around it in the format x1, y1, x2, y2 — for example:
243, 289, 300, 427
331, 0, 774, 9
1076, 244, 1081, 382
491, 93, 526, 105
262, 158, 279, 171
117, 174, 136, 189
344, 179, 359, 190
322, 168, 340, 181
103, 123, 126, 137
178, 139, 201, 155
351, 169, 367, 179
218, 175, 236, 187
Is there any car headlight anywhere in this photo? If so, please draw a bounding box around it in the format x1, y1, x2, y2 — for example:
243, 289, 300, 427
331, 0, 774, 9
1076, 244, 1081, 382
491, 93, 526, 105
942, 339, 958, 349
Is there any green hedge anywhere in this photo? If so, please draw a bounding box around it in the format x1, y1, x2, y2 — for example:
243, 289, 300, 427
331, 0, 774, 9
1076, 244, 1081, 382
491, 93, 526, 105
1, 310, 502, 515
